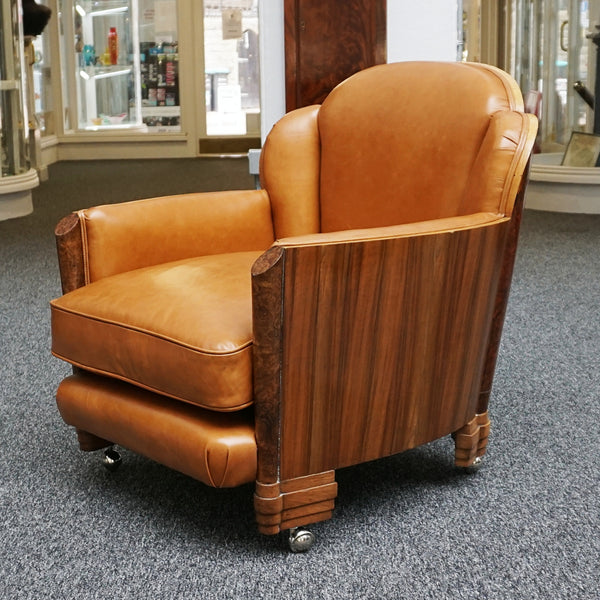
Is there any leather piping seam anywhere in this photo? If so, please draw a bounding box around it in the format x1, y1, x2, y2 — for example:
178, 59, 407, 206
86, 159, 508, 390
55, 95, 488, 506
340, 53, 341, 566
51, 305, 253, 355
499, 112, 531, 215
51, 352, 254, 413
274, 214, 509, 249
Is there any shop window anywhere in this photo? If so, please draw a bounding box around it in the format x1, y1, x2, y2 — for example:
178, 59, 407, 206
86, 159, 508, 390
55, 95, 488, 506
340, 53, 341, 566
204, 0, 260, 136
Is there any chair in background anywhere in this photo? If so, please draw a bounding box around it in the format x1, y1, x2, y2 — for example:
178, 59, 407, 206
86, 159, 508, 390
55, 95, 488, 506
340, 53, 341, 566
50, 61, 537, 552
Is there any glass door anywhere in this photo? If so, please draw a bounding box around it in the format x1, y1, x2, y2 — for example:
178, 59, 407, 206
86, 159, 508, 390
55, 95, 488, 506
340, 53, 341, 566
511, 0, 594, 152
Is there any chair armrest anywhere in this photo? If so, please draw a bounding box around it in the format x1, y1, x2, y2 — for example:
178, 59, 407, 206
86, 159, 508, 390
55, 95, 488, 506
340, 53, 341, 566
252, 211, 513, 494
55, 189, 275, 291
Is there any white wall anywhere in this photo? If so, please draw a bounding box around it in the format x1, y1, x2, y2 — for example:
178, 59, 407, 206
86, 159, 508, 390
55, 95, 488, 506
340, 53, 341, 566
259, 0, 458, 141
258, 0, 285, 142
387, 1, 458, 63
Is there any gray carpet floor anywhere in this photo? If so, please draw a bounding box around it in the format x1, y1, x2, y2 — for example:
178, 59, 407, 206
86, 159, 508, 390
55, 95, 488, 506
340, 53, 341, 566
1, 158, 599, 599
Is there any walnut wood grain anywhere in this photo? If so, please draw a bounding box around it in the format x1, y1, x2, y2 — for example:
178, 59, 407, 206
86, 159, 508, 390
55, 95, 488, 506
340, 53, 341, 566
55, 212, 86, 294
477, 160, 531, 414
284, 0, 386, 111
454, 412, 490, 467
275, 224, 510, 480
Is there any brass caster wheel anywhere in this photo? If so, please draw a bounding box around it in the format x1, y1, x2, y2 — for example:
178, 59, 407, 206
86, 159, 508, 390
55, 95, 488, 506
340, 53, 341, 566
102, 447, 122, 472
287, 527, 315, 553
463, 455, 483, 474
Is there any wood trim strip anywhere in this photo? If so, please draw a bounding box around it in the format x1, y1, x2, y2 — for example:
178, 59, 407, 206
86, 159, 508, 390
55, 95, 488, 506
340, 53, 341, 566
477, 159, 530, 414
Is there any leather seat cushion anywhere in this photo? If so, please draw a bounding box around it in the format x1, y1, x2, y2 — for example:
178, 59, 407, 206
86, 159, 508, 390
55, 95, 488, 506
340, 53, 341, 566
51, 251, 262, 412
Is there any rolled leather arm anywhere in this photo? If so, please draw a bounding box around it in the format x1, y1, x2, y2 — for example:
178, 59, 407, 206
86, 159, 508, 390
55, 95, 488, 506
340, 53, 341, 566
55, 189, 275, 289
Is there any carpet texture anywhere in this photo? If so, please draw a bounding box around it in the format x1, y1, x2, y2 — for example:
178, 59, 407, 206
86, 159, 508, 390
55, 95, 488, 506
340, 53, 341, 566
0, 158, 598, 599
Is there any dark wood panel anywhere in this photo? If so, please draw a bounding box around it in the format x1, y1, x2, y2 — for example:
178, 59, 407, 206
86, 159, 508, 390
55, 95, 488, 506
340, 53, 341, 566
285, 0, 386, 111
275, 224, 510, 480
477, 161, 530, 414
55, 212, 86, 293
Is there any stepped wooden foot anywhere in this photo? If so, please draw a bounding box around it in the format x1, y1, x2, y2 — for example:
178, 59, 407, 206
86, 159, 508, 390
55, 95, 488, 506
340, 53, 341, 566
254, 471, 337, 535
454, 412, 490, 468
75, 428, 113, 452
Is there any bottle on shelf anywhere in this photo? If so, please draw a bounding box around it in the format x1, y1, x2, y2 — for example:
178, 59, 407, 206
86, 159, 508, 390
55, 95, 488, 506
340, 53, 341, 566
108, 27, 118, 65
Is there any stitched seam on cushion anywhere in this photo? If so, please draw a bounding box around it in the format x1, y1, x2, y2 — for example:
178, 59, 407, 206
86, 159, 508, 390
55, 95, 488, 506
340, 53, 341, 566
51, 351, 254, 412
51, 305, 252, 356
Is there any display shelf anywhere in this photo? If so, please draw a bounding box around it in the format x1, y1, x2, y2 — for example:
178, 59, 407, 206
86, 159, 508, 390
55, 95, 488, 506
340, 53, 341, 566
69, 0, 142, 131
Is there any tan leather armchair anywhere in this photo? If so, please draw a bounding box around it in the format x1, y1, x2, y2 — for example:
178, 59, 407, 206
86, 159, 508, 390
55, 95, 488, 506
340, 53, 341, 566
50, 62, 537, 551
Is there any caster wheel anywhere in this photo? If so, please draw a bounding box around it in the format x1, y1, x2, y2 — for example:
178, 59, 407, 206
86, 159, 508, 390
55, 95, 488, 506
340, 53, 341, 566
287, 527, 315, 553
102, 447, 122, 472
463, 455, 483, 474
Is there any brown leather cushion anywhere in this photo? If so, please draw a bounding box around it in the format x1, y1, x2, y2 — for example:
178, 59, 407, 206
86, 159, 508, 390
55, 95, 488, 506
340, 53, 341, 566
56, 373, 257, 488
51, 251, 262, 412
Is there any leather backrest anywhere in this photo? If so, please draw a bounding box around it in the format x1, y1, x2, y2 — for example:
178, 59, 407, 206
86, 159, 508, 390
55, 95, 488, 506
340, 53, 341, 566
318, 61, 527, 232
261, 61, 535, 237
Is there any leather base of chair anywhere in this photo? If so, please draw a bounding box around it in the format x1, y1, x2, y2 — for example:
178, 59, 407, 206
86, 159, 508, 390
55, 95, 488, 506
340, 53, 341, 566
56, 372, 257, 488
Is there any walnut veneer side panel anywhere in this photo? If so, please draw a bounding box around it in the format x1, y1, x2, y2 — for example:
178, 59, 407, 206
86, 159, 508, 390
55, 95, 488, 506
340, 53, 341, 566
278, 224, 510, 480
284, 0, 386, 111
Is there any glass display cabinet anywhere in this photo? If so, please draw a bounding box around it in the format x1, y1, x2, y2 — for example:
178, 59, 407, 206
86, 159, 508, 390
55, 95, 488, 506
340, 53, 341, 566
509, 0, 600, 214
511, 0, 593, 151
0, 0, 39, 220
1, 0, 30, 175
64, 0, 142, 130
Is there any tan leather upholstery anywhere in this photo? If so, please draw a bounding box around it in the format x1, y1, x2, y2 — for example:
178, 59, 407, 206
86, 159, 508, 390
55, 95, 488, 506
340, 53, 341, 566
52, 251, 261, 411
259, 105, 321, 238
77, 190, 274, 282
57, 374, 257, 487
317, 62, 532, 231
50, 63, 537, 533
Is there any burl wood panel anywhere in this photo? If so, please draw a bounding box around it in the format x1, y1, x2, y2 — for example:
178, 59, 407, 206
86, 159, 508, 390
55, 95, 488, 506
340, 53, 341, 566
252, 246, 286, 484
55, 212, 86, 294
277, 224, 510, 480
55, 212, 114, 450
285, 0, 386, 111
